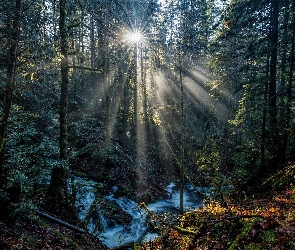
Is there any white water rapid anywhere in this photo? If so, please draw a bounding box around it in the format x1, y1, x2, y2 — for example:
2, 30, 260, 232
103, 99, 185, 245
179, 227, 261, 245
74, 179, 202, 249
99, 195, 148, 248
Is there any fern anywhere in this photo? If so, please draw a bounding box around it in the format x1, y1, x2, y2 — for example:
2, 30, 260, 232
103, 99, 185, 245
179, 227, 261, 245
9, 202, 38, 222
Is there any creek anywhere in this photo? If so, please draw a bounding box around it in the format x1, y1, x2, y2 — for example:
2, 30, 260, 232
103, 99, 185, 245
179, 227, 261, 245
73, 178, 203, 249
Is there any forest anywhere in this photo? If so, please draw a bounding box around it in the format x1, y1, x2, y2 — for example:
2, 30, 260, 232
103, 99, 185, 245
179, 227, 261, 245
0, 0, 295, 249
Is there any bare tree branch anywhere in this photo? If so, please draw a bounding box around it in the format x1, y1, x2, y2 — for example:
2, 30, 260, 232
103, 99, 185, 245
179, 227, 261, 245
67, 65, 102, 72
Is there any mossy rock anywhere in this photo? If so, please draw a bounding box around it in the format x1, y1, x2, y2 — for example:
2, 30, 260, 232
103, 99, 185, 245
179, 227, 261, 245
99, 197, 132, 226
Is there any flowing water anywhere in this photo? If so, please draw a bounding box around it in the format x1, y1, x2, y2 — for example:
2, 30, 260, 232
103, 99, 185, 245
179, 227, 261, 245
73, 178, 203, 249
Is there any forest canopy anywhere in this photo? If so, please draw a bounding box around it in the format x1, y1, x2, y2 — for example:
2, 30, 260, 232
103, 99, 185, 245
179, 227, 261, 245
0, 0, 295, 248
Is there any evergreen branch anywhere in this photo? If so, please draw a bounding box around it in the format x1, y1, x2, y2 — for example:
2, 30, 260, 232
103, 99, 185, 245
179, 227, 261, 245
0, 75, 7, 82
67, 20, 80, 29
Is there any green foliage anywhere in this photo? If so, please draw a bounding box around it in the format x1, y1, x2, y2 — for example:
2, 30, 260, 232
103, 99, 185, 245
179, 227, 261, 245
194, 139, 233, 203
133, 243, 142, 250
196, 141, 221, 175
280, 164, 295, 183
0, 0, 293, 233
231, 142, 260, 187
5, 105, 59, 186
19, 234, 38, 248
7, 170, 29, 194
244, 243, 262, 250
0, 189, 9, 202
228, 220, 259, 250
0, 98, 59, 219
8, 202, 37, 222
266, 163, 295, 189
259, 229, 276, 248
92, 142, 132, 167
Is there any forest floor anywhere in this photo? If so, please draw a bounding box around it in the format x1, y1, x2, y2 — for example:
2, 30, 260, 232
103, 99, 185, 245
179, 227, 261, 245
0, 217, 109, 250
141, 188, 295, 249
0, 188, 295, 249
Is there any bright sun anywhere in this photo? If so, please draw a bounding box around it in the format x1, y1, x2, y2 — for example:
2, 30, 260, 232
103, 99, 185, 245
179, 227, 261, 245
129, 32, 142, 43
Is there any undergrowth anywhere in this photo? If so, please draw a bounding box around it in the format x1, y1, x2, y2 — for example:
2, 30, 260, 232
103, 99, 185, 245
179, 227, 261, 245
141, 188, 295, 249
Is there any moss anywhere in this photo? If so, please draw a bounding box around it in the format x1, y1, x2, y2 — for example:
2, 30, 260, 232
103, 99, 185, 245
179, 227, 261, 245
38, 220, 80, 249
258, 229, 276, 248
19, 235, 37, 247
228, 220, 259, 250
52, 229, 80, 249
244, 243, 262, 250
133, 243, 142, 250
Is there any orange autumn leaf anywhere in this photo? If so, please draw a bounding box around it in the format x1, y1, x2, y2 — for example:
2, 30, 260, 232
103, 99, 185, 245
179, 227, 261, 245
269, 207, 276, 213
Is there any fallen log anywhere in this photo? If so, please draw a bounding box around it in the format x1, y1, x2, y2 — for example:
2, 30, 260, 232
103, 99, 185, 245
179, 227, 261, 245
173, 214, 268, 224
112, 243, 134, 250
35, 210, 86, 234
206, 214, 267, 223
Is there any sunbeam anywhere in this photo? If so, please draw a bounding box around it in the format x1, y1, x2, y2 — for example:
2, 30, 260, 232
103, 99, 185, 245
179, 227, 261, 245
184, 76, 229, 122
129, 32, 142, 43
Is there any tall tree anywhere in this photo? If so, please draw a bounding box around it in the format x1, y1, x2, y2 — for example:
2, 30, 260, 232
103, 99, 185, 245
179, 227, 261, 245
277, 0, 295, 165
47, 0, 71, 215
0, 0, 22, 218
268, 0, 280, 168
208, 0, 295, 188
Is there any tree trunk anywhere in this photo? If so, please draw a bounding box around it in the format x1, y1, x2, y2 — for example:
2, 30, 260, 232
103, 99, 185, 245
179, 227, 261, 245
277, 0, 291, 165
133, 42, 138, 152
261, 18, 271, 174
179, 56, 184, 215
47, 0, 71, 216
104, 40, 111, 146
268, 0, 279, 168
284, 0, 295, 160
0, 0, 22, 217
141, 45, 148, 126
122, 65, 131, 150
